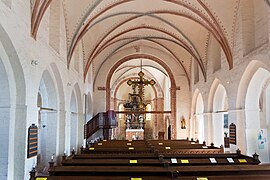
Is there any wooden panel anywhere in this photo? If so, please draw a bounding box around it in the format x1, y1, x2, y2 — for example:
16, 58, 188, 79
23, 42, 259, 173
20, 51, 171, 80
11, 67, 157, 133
158, 132, 165, 140
224, 137, 229, 148
86, 111, 117, 139
83, 124, 87, 139
229, 123, 236, 145
115, 110, 171, 114
27, 124, 38, 158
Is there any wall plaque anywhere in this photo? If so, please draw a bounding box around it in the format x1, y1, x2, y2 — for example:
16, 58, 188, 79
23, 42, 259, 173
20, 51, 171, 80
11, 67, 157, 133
27, 124, 38, 158
229, 123, 236, 145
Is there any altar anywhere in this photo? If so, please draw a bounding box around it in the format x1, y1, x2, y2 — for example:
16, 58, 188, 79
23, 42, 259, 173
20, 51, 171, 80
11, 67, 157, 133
123, 69, 155, 141
126, 129, 144, 140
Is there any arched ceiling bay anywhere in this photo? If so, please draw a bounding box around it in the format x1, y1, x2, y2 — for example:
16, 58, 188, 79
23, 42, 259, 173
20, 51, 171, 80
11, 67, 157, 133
112, 58, 167, 89
31, 0, 240, 84
112, 59, 165, 100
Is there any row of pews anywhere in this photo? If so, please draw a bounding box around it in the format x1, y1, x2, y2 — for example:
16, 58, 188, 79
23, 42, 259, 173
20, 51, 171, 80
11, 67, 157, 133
81, 139, 224, 155
34, 139, 270, 180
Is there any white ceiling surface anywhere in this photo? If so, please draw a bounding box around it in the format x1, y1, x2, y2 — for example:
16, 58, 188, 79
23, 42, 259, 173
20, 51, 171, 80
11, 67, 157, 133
45, 0, 241, 98
112, 59, 167, 85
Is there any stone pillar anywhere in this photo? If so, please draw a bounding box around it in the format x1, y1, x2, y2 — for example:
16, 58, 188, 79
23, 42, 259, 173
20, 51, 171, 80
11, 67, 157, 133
113, 98, 119, 139
106, 87, 111, 111
156, 98, 164, 137
77, 112, 84, 151
113, 98, 117, 110
153, 98, 158, 139
228, 110, 238, 153
153, 98, 164, 139
120, 115, 125, 139
110, 97, 114, 110
206, 113, 213, 145
46, 112, 57, 165
170, 87, 177, 139
65, 111, 71, 155
10, 105, 27, 180
235, 109, 246, 154
57, 109, 66, 163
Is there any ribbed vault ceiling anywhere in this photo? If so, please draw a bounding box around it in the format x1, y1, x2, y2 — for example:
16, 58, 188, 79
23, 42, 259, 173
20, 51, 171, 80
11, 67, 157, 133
31, 0, 240, 85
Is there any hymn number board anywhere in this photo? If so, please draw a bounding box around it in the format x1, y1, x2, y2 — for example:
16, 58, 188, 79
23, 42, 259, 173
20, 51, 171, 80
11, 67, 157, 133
229, 123, 236, 145
27, 124, 38, 158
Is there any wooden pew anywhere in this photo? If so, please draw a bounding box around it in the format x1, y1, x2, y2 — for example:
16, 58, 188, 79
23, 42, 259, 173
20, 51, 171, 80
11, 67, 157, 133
47, 164, 270, 178
82, 139, 223, 155
61, 152, 260, 167
46, 175, 270, 180
43, 140, 270, 180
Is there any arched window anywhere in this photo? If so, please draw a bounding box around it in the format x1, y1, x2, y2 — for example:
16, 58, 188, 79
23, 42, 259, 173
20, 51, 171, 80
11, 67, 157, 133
146, 104, 152, 120
118, 104, 124, 119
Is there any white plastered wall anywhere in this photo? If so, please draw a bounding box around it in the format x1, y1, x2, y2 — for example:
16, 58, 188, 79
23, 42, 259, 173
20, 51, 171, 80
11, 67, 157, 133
244, 67, 270, 163
191, 2, 270, 162
0, 23, 27, 180
0, 1, 87, 179
212, 83, 227, 147
195, 93, 204, 143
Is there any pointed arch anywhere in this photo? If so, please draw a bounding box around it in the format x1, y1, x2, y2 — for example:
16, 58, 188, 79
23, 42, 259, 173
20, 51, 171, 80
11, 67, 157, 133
211, 82, 228, 147
0, 24, 26, 180
195, 92, 204, 143
208, 78, 222, 112
238, 61, 270, 163
37, 69, 58, 173
106, 54, 177, 138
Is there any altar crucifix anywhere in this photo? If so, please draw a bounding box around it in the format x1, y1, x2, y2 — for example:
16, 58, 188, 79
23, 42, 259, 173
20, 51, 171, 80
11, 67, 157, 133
124, 68, 156, 139
127, 70, 156, 110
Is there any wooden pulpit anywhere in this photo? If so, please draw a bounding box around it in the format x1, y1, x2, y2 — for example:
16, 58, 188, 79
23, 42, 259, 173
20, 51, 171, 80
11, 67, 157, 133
158, 131, 165, 140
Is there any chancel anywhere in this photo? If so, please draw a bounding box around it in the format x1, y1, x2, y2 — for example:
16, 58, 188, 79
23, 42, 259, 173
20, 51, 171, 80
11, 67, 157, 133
123, 63, 156, 140
1, 1, 270, 180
